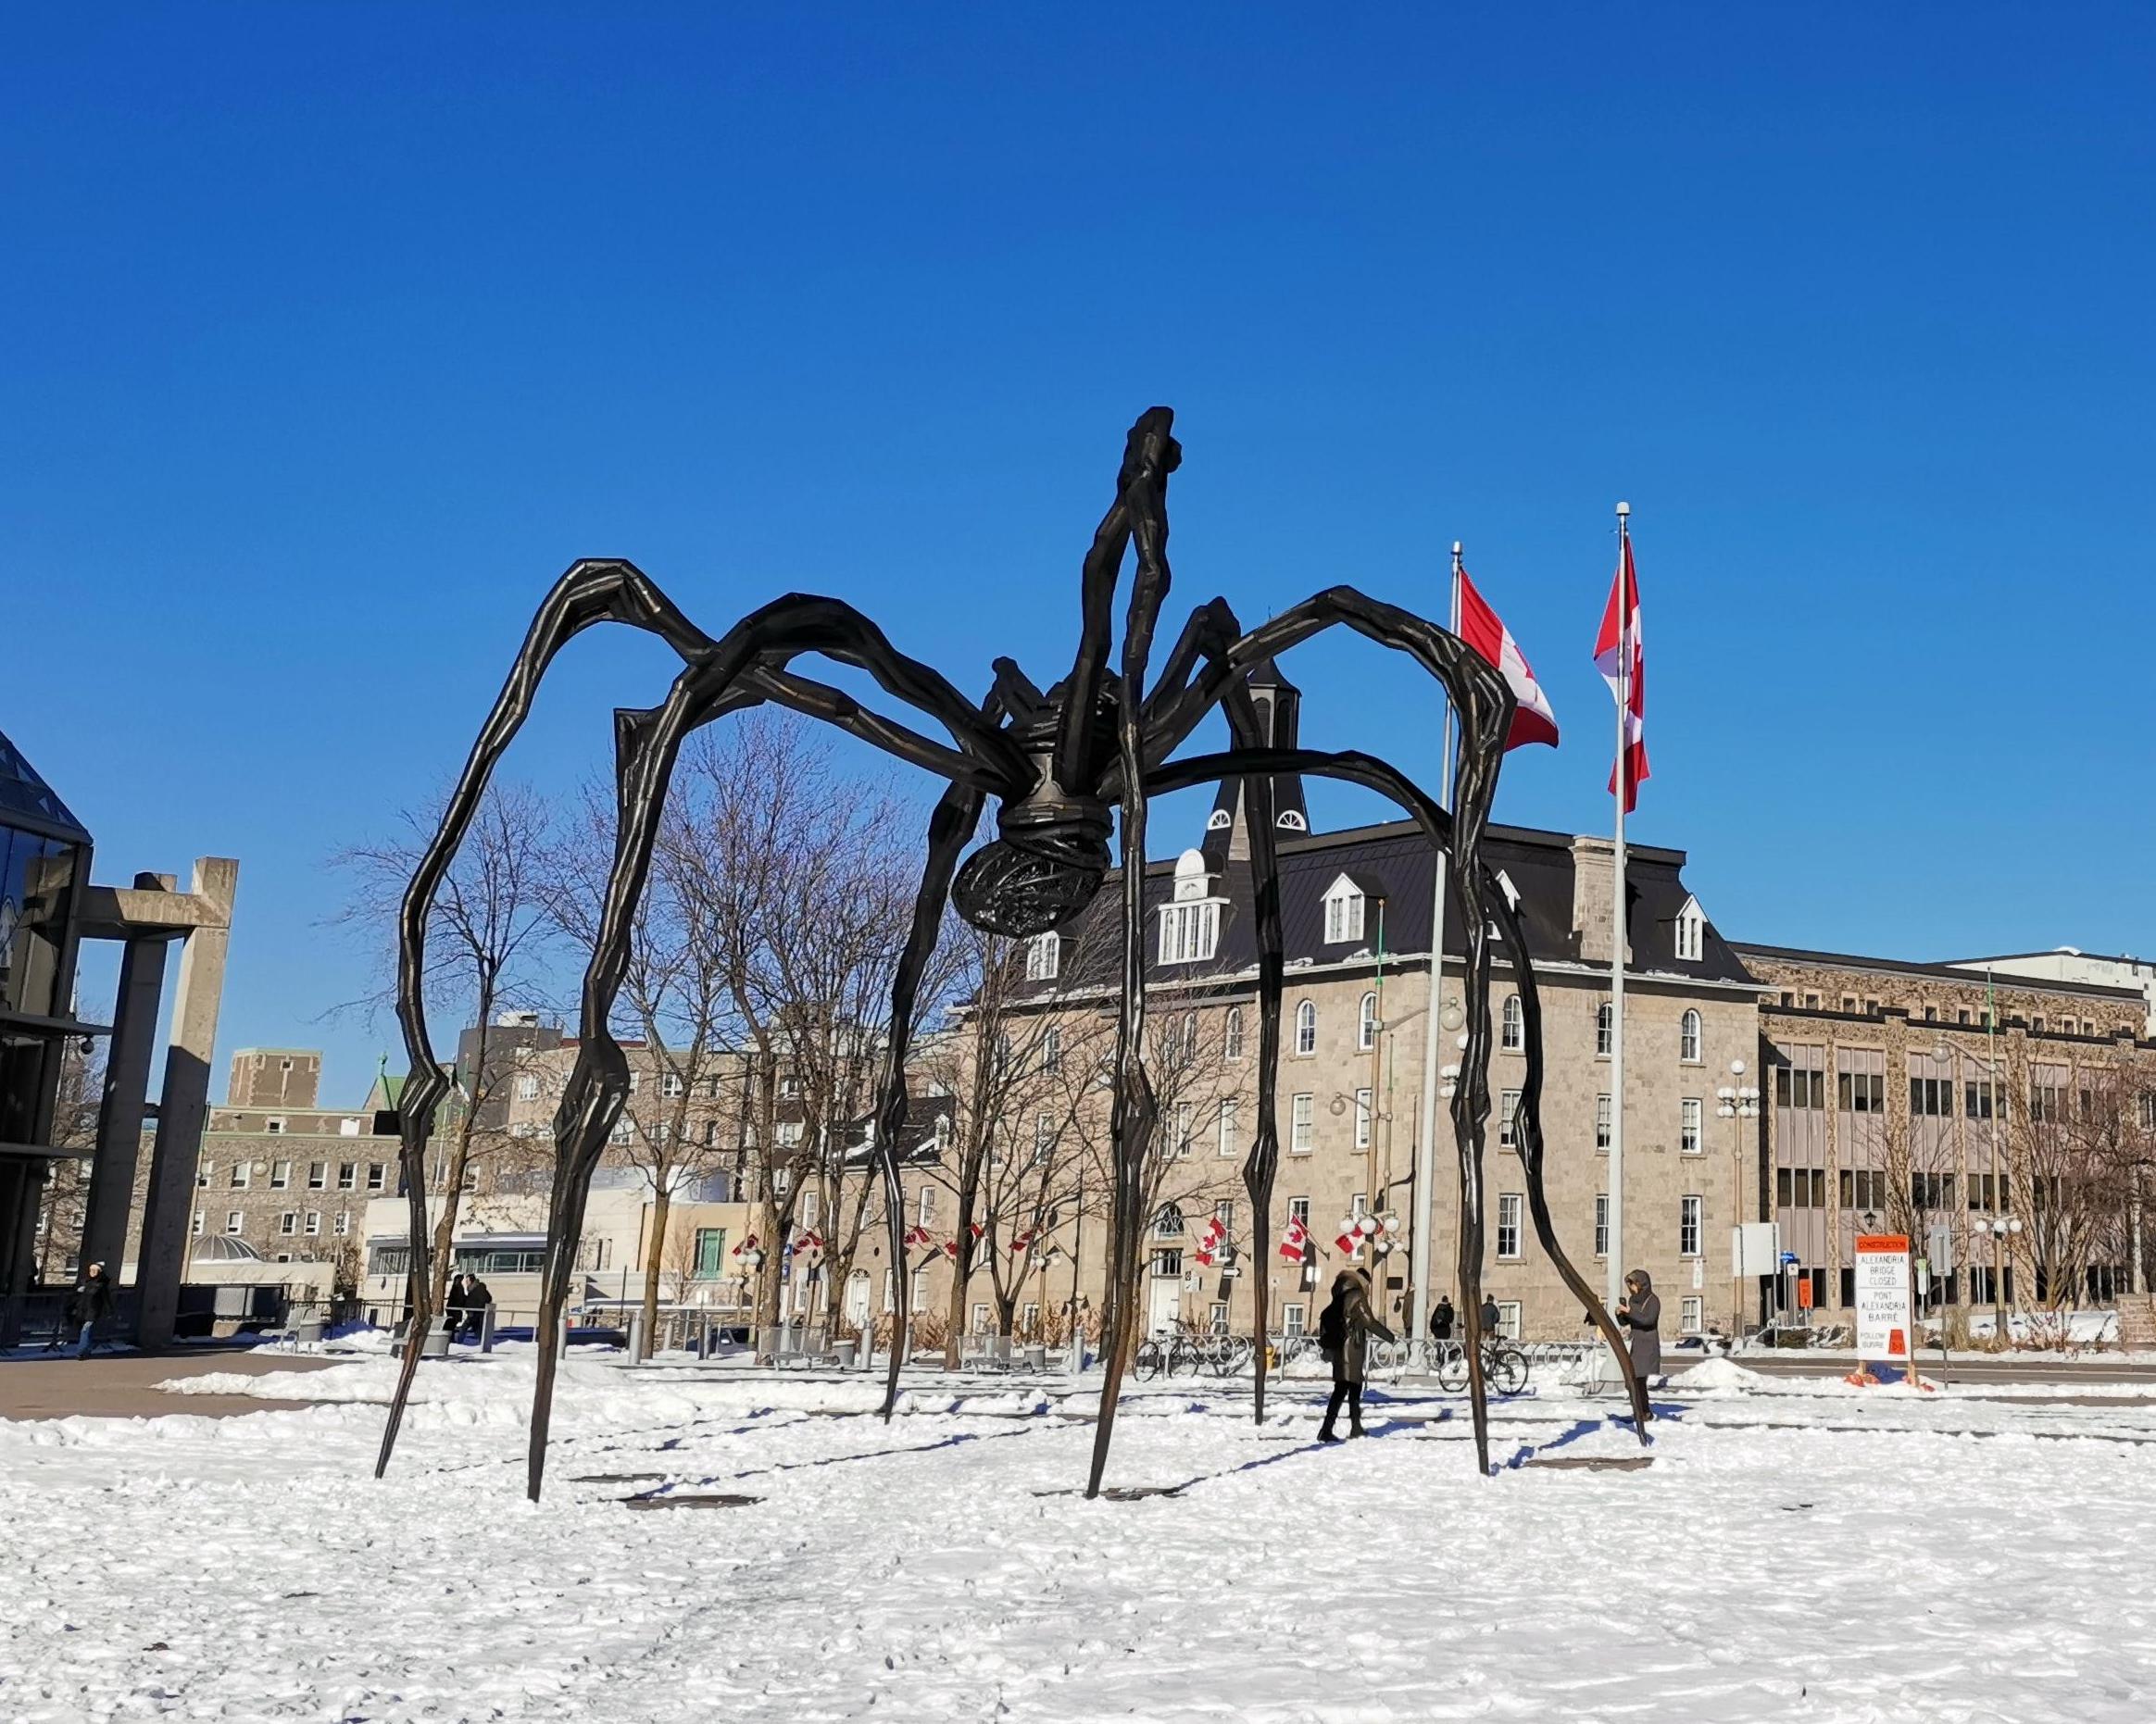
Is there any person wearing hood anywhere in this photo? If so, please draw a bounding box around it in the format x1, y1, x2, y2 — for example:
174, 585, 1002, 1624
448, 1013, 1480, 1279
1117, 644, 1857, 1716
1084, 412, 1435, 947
1316, 1269, 1393, 1442
1617, 1268, 1661, 1388
1429, 1295, 1455, 1343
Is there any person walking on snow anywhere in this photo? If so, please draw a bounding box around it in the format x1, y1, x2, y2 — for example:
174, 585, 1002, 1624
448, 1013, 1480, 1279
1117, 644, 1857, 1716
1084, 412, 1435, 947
1430, 1295, 1455, 1343
67, 1262, 116, 1358
1478, 1293, 1500, 1337
1617, 1268, 1661, 1413
1317, 1269, 1393, 1442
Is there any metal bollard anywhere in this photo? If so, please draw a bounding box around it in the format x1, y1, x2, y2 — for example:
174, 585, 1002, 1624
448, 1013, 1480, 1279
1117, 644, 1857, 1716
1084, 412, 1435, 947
627, 1312, 644, 1365
480, 1304, 497, 1354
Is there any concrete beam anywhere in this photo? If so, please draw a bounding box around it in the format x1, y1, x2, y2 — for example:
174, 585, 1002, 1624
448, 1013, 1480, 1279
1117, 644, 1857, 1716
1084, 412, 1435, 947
80, 894, 174, 1276
133, 858, 238, 1348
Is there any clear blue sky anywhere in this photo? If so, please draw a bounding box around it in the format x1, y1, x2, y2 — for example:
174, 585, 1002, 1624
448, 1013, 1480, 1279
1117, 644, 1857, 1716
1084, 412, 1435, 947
6, 6, 2152, 1104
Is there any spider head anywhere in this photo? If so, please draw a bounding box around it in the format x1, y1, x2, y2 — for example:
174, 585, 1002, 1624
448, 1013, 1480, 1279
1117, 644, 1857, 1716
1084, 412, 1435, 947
952, 791, 1111, 939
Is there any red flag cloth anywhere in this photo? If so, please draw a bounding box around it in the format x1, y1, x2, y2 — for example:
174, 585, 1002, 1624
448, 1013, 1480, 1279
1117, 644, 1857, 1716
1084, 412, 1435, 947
1458, 568, 1560, 750
1277, 1218, 1310, 1262
1593, 535, 1649, 811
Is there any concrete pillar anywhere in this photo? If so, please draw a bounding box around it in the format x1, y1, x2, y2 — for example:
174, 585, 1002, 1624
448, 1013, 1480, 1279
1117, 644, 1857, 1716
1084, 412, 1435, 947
134, 859, 238, 1348
79, 882, 177, 1278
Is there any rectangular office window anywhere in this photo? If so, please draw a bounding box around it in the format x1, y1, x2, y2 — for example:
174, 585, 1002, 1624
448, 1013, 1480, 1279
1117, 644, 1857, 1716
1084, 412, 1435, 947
1909, 1078, 1953, 1118
1594, 1193, 1609, 1258
1218, 1099, 1239, 1158
1679, 1194, 1702, 1257
1839, 1071, 1885, 1113
1680, 1295, 1703, 1334
1498, 1089, 1522, 1150
918, 1187, 935, 1227
337, 1162, 357, 1190
1496, 1301, 1523, 1340
1496, 1193, 1523, 1260
1175, 1100, 1196, 1158
516, 1073, 540, 1102
1283, 1303, 1308, 1336
225, 1211, 244, 1234
1680, 1097, 1702, 1154
368, 1163, 387, 1191
197, 1162, 212, 1188
270, 1160, 292, 1190
307, 1161, 327, 1190
230, 1163, 250, 1190
1354, 1088, 1373, 1151
1290, 1093, 1314, 1154
333, 1211, 351, 1237
1596, 1093, 1611, 1152
191, 1211, 204, 1236
304, 1211, 321, 1236
1288, 1195, 1310, 1227
279, 1212, 298, 1236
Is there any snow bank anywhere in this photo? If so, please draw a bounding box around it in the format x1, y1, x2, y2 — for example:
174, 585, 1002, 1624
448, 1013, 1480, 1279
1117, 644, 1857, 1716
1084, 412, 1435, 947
1680, 1357, 1773, 1395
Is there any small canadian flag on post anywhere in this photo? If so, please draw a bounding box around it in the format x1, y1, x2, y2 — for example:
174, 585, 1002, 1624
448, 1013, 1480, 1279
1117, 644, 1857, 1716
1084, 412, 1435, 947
1458, 567, 1560, 751
1594, 531, 1649, 811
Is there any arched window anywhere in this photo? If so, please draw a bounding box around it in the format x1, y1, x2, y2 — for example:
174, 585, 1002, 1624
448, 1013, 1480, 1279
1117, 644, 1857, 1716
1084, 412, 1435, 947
1596, 1001, 1614, 1057
1679, 1009, 1702, 1063
1153, 1203, 1185, 1239
1500, 993, 1523, 1052
1223, 1006, 1245, 1062
1294, 1000, 1318, 1057
1358, 991, 1379, 1052
1183, 1011, 1199, 1061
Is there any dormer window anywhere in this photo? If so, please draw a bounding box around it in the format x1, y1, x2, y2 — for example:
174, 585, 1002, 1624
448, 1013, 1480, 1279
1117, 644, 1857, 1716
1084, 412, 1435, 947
1159, 850, 1223, 966
1025, 932, 1061, 982
1322, 874, 1374, 944
1674, 896, 1705, 963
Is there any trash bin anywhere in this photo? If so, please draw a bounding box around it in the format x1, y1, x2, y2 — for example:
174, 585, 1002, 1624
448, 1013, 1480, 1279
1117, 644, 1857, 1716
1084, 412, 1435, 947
295, 1319, 326, 1349
1022, 1343, 1047, 1370
420, 1327, 452, 1358
833, 1339, 857, 1369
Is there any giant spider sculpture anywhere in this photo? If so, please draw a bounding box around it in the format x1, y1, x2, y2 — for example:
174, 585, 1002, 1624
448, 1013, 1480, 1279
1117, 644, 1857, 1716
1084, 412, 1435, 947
379, 407, 1649, 1502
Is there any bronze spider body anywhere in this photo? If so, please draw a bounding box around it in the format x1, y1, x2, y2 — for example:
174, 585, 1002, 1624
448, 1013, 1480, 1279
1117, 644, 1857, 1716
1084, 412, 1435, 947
380, 407, 1648, 1500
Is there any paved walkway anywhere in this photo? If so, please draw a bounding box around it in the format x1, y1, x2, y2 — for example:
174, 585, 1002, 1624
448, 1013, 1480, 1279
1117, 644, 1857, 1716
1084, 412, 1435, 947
0, 1349, 338, 1421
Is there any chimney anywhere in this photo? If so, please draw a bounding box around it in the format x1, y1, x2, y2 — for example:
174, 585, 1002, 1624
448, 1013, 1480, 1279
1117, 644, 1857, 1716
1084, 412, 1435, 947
1569, 837, 1632, 968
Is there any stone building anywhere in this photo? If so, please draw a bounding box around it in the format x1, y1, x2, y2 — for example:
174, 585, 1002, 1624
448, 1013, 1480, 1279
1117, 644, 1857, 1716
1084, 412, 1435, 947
1736, 943, 2155, 1325
872, 790, 1761, 1345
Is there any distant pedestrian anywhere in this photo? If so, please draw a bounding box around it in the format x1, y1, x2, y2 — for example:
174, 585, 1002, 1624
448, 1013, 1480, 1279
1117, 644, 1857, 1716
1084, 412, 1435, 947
1617, 1268, 1661, 1404
446, 1272, 493, 1343
67, 1262, 116, 1359
1430, 1295, 1455, 1342
1317, 1269, 1394, 1443
1478, 1293, 1500, 1337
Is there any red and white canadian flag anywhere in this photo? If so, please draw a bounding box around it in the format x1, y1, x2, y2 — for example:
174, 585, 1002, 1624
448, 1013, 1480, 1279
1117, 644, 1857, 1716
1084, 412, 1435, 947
1193, 1216, 1225, 1268
902, 1224, 934, 1249
1594, 532, 1649, 812
1334, 1219, 1362, 1256
1458, 567, 1559, 751
1278, 1217, 1311, 1262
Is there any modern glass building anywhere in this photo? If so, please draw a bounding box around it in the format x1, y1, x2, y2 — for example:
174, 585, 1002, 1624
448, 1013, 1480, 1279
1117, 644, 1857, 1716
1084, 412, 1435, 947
0, 729, 93, 1309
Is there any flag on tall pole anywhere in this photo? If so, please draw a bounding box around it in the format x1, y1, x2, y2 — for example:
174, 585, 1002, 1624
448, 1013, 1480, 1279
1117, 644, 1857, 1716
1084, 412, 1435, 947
1458, 567, 1561, 750
1595, 504, 1641, 1315
1594, 529, 1648, 811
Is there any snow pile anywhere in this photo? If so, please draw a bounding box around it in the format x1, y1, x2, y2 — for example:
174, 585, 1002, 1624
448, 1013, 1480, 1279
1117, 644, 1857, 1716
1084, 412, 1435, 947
1681, 1357, 1773, 1396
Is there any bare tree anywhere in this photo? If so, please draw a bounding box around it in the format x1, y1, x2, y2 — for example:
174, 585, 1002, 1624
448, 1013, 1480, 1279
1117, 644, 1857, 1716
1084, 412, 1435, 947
33, 1039, 103, 1281
2012, 1053, 2147, 1318
331, 783, 558, 1311
550, 773, 748, 1358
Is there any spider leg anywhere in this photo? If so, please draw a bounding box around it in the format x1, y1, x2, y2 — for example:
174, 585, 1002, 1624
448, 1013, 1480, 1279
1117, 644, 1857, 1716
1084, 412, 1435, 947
1144, 600, 1287, 1424
1148, 744, 1650, 1461
1083, 427, 1179, 1501
873, 772, 990, 1422
378, 558, 712, 1482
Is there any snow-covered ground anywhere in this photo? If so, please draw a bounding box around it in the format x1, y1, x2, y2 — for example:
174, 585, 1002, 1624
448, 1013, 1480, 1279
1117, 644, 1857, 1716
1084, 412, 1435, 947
6, 1353, 2156, 1722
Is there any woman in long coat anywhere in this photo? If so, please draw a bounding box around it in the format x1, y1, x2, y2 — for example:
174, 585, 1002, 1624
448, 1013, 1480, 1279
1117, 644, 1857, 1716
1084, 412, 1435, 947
1618, 1268, 1662, 1391
1317, 1269, 1393, 1442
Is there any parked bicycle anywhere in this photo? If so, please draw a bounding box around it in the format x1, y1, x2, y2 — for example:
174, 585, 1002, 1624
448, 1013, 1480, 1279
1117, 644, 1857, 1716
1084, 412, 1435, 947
1432, 1336, 1531, 1396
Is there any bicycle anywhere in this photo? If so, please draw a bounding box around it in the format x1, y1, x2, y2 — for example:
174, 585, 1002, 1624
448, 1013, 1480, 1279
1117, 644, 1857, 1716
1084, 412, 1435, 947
1433, 1337, 1531, 1396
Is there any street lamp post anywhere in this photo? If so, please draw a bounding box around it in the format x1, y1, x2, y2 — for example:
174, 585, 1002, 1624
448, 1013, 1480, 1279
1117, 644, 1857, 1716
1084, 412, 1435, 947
1715, 1060, 1761, 1337
1935, 1031, 2009, 1341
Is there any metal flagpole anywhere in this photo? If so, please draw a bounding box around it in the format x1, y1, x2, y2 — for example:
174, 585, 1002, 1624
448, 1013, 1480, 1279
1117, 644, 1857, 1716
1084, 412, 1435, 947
1607, 503, 1632, 1316
1410, 543, 1463, 1343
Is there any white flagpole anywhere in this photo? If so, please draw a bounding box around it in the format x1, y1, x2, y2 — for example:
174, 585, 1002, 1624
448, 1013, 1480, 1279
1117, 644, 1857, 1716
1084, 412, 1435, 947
1410, 543, 1463, 1343
1607, 502, 1632, 1316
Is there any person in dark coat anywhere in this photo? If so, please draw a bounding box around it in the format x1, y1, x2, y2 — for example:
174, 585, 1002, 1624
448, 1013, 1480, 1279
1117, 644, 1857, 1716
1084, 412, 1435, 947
66, 1262, 116, 1359
1478, 1293, 1500, 1337
1317, 1269, 1394, 1442
1618, 1268, 1662, 1390
445, 1272, 494, 1342
1430, 1295, 1455, 1343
